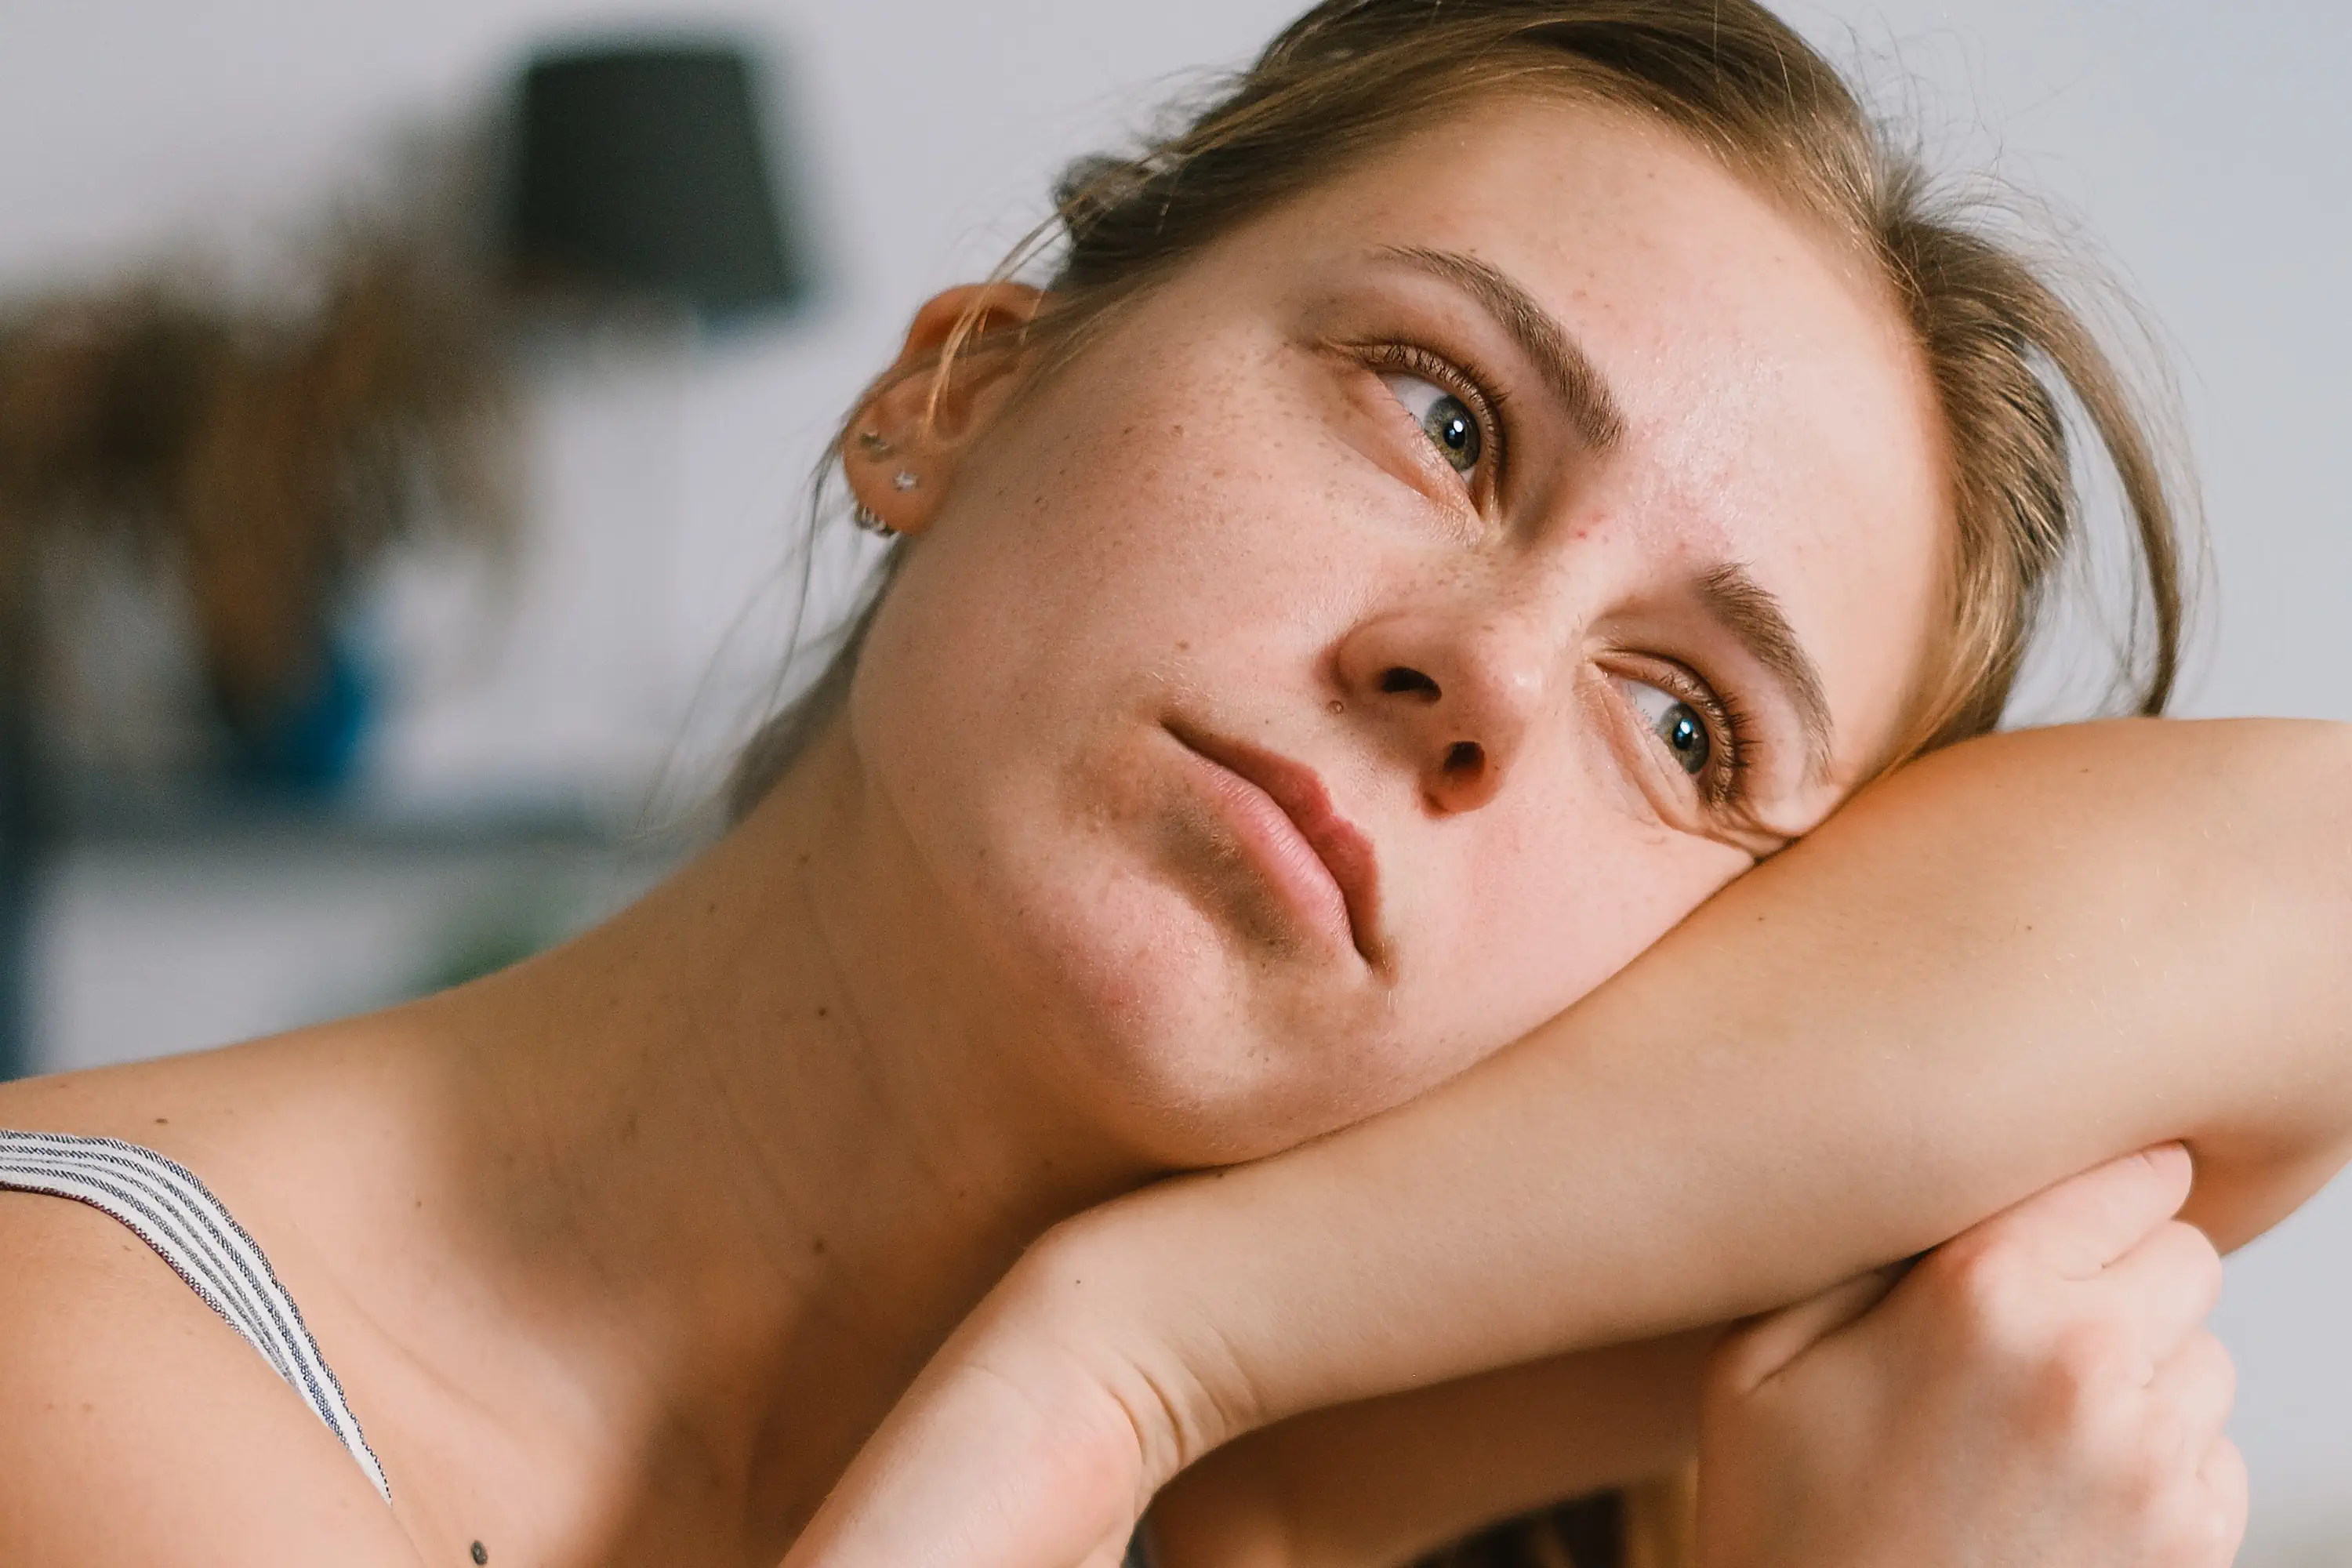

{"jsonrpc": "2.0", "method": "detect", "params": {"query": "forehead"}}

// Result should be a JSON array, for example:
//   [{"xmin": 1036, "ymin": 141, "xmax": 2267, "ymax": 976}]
[{"xmin": 1202, "ymin": 92, "xmax": 1954, "ymax": 789}]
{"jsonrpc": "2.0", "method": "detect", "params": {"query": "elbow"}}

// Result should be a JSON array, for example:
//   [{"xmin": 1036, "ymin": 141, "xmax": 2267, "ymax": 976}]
[
  {"xmin": 2311, "ymin": 717, "xmax": 2352, "ymax": 801},
  {"xmin": 2187, "ymin": 718, "xmax": 2352, "ymax": 909},
  {"xmin": 2220, "ymin": 717, "xmax": 2352, "ymax": 855},
  {"xmin": 2309, "ymin": 719, "xmax": 2352, "ymax": 894}
]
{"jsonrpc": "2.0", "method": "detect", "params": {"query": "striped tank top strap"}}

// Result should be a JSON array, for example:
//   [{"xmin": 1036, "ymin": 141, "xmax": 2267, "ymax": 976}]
[{"xmin": 0, "ymin": 1129, "xmax": 392, "ymax": 1504}]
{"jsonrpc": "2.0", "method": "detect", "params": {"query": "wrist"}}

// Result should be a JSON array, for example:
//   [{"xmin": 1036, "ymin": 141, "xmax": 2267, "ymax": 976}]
[{"xmin": 998, "ymin": 1209, "xmax": 1265, "ymax": 1491}]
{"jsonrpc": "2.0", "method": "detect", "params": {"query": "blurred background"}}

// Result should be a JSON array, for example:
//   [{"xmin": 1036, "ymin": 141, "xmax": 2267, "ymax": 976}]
[{"xmin": 0, "ymin": 0, "xmax": 2344, "ymax": 1559}]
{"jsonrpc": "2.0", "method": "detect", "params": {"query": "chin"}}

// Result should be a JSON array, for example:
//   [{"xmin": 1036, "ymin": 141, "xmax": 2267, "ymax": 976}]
[
  {"xmin": 880, "ymin": 713, "xmax": 1439, "ymax": 1163},
  {"xmin": 1002, "ymin": 871, "xmax": 1430, "ymax": 1167}
]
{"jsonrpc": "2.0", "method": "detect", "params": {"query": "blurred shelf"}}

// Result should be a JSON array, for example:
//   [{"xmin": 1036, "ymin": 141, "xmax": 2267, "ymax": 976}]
[
  {"xmin": 31, "ymin": 770, "xmax": 706, "ymax": 858},
  {"xmin": 15, "ymin": 771, "xmax": 701, "ymax": 1080}
]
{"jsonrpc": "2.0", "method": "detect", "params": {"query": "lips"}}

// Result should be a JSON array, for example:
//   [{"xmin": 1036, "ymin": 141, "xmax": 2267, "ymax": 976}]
[{"xmin": 1167, "ymin": 721, "xmax": 1383, "ymax": 966}]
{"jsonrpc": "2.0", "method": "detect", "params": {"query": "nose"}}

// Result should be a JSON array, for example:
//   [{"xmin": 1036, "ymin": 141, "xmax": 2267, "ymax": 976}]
[{"xmin": 1334, "ymin": 606, "xmax": 1552, "ymax": 813}]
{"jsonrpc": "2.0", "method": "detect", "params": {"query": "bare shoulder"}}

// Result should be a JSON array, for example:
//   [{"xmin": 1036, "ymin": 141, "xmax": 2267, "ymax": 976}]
[
  {"xmin": 0, "ymin": 1025, "xmax": 327, "ymax": 1140},
  {"xmin": 0, "ymin": 1171, "xmax": 423, "ymax": 1564}
]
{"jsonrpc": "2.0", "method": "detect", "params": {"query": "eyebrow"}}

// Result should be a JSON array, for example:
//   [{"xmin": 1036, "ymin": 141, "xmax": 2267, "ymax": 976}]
[
  {"xmin": 1375, "ymin": 246, "xmax": 1831, "ymax": 785},
  {"xmin": 1378, "ymin": 245, "xmax": 1628, "ymax": 454},
  {"xmin": 1694, "ymin": 562, "xmax": 1835, "ymax": 784}
]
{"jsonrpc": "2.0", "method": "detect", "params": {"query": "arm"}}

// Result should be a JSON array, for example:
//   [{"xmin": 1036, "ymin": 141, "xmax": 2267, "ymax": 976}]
[
  {"xmin": 1156, "ymin": 1151, "xmax": 2239, "ymax": 1568},
  {"xmin": 785, "ymin": 718, "xmax": 2352, "ymax": 1568},
  {"xmin": 1149, "ymin": 1334, "xmax": 1715, "ymax": 1568}
]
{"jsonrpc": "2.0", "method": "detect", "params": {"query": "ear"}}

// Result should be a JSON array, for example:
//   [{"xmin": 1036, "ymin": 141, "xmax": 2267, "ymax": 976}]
[{"xmin": 844, "ymin": 283, "xmax": 1052, "ymax": 537}]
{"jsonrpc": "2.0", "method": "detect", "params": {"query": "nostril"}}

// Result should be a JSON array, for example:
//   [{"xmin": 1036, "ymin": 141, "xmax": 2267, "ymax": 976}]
[
  {"xmin": 1443, "ymin": 740, "xmax": 1484, "ymax": 776},
  {"xmin": 1380, "ymin": 666, "xmax": 1442, "ymax": 701}
]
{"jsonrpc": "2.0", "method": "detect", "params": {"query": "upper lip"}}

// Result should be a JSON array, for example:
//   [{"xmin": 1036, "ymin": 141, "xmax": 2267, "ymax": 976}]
[{"xmin": 1168, "ymin": 720, "xmax": 1384, "ymax": 967}]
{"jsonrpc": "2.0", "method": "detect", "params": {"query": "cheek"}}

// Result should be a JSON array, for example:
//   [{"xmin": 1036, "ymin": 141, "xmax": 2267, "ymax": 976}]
[
  {"xmin": 1395, "ymin": 762, "xmax": 1754, "ymax": 1083},
  {"xmin": 866, "ymin": 338, "xmax": 1401, "ymax": 825},
  {"xmin": 840, "ymin": 334, "xmax": 1416, "ymax": 1101},
  {"xmin": 926, "ymin": 343, "xmax": 1346, "ymax": 652},
  {"xmin": 1497, "ymin": 832, "xmax": 1735, "ymax": 1000}
]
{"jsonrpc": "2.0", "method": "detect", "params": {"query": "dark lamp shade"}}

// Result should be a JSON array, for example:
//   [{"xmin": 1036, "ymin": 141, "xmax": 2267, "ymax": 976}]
[{"xmin": 510, "ymin": 42, "xmax": 804, "ymax": 316}]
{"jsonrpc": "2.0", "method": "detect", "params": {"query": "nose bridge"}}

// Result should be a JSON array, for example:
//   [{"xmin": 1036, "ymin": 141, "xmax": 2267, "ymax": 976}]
[
  {"xmin": 1344, "ymin": 557, "xmax": 1584, "ymax": 810},
  {"xmin": 1448, "ymin": 590, "xmax": 1558, "ymax": 724},
  {"xmin": 1428, "ymin": 548, "xmax": 1582, "ymax": 720}
]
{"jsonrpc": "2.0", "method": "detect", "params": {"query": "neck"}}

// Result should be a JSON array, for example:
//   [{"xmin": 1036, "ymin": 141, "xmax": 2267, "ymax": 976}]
[{"xmin": 432, "ymin": 722, "xmax": 1152, "ymax": 1549}]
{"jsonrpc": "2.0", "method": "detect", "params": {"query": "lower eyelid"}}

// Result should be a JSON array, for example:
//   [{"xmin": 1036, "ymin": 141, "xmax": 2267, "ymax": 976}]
[
  {"xmin": 1353, "ymin": 376, "xmax": 1490, "ymax": 517},
  {"xmin": 1599, "ymin": 675, "xmax": 1682, "ymax": 779},
  {"xmin": 1608, "ymin": 668, "xmax": 1740, "ymax": 797},
  {"xmin": 1357, "ymin": 346, "xmax": 1501, "ymax": 467}
]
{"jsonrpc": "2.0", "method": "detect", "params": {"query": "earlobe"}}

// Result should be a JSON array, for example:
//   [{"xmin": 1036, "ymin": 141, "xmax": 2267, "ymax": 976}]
[{"xmin": 843, "ymin": 282, "xmax": 1052, "ymax": 538}]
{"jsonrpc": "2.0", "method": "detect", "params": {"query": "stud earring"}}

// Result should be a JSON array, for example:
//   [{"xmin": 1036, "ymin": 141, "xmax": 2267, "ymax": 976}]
[
  {"xmin": 891, "ymin": 469, "xmax": 920, "ymax": 492},
  {"xmin": 851, "ymin": 503, "xmax": 897, "ymax": 538}
]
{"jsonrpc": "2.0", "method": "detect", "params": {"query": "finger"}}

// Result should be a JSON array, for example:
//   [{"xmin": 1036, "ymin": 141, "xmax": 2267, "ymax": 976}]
[
  {"xmin": 1709, "ymin": 1266, "xmax": 1904, "ymax": 1394},
  {"xmin": 1078, "ymin": 1530, "xmax": 1139, "ymax": 1568},
  {"xmin": 2094, "ymin": 1220, "xmax": 2224, "ymax": 1363},
  {"xmin": 2150, "ymin": 1331, "xmax": 2238, "ymax": 1463},
  {"xmin": 2195, "ymin": 1436, "xmax": 2250, "ymax": 1564},
  {"xmin": 1969, "ymin": 1145, "xmax": 2192, "ymax": 1279}
]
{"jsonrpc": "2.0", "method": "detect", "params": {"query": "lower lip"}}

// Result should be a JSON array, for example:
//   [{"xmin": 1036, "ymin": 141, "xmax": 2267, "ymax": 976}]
[{"xmin": 1168, "ymin": 735, "xmax": 1358, "ymax": 956}]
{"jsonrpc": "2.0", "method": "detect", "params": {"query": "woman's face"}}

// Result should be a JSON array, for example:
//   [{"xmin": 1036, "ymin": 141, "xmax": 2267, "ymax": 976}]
[{"xmin": 848, "ymin": 94, "xmax": 1950, "ymax": 1163}]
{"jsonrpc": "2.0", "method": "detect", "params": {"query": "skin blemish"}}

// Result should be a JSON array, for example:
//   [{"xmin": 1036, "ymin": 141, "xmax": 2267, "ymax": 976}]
[{"xmin": 471, "ymin": 1544, "xmax": 489, "ymax": 1565}]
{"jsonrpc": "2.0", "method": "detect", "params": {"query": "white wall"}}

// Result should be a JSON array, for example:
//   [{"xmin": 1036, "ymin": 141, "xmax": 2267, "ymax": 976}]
[{"xmin": 6, "ymin": 0, "xmax": 2350, "ymax": 1555}]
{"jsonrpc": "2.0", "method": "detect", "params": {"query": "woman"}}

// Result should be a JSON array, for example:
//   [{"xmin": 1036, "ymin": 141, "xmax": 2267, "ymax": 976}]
[{"xmin": 0, "ymin": 2, "xmax": 2335, "ymax": 1566}]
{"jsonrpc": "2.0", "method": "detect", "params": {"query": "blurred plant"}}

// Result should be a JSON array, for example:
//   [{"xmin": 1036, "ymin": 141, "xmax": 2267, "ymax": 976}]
[{"xmin": 0, "ymin": 228, "xmax": 516, "ymax": 777}]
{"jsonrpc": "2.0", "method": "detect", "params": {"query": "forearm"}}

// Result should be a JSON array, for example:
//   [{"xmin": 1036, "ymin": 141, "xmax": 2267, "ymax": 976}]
[
  {"xmin": 1021, "ymin": 719, "xmax": 2352, "ymax": 1478},
  {"xmin": 1149, "ymin": 1334, "xmax": 1713, "ymax": 1568}
]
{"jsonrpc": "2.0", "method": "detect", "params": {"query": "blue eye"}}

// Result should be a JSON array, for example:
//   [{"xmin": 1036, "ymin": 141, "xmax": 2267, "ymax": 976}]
[
  {"xmin": 1622, "ymin": 679, "xmax": 1711, "ymax": 776},
  {"xmin": 1379, "ymin": 372, "xmax": 1482, "ymax": 475}
]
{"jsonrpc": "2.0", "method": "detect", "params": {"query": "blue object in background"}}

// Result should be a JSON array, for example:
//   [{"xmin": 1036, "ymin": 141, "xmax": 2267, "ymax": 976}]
[{"xmin": 221, "ymin": 632, "xmax": 373, "ymax": 795}]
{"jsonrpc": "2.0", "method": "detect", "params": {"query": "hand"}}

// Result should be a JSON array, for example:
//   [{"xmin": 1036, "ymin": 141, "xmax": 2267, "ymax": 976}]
[
  {"xmin": 776, "ymin": 1248, "xmax": 1174, "ymax": 1568},
  {"xmin": 1698, "ymin": 1145, "xmax": 2245, "ymax": 1568}
]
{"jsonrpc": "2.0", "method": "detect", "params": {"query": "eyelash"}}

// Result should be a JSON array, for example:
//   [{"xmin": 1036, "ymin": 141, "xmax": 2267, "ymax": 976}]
[
  {"xmin": 1638, "ymin": 662, "xmax": 1757, "ymax": 812},
  {"xmin": 1352, "ymin": 339, "xmax": 1511, "ymax": 492}
]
